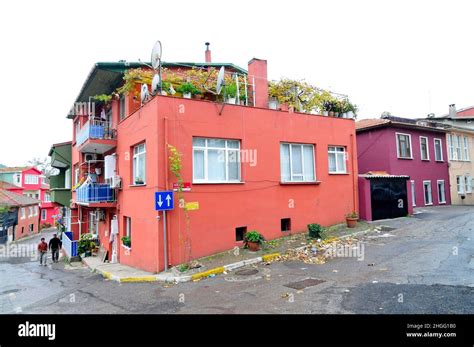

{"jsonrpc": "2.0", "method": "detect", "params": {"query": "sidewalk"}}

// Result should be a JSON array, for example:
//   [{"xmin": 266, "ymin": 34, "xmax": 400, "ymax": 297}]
[{"xmin": 80, "ymin": 220, "xmax": 383, "ymax": 284}]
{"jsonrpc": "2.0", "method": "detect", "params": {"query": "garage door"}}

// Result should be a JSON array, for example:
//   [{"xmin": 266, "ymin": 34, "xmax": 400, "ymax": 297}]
[{"xmin": 370, "ymin": 178, "xmax": 408, "ymax": 221}]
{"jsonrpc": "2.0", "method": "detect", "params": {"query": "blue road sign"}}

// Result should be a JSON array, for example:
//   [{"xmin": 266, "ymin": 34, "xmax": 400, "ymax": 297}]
[{"xmin": 155, "ymin": 191, "xmax": 174, "ymax": 211}]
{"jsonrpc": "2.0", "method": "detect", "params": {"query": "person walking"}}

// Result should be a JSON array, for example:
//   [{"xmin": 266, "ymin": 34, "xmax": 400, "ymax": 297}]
[
  {"xmin": 37, "ymin": 237, "xmax": 48, "ymax": 266},
  {"xmin": 48, "ymin": 234, "xmax": 62, "ymax": 263}
]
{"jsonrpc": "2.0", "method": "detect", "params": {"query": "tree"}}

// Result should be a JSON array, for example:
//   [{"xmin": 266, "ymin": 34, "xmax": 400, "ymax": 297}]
[{"xmin": 26, "ymin": 157, "xmax": 58, "ymax": 178}]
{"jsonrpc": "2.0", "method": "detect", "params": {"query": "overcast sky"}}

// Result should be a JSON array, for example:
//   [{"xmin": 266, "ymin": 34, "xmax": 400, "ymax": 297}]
[{"xmin": 1, "ymin": 0, "xmax": 474, "ymax": 166}]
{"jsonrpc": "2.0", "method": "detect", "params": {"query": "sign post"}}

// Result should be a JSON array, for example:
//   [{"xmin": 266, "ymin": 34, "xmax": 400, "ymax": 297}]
[{"xmin": 155, "ymin": 191, "xmax": 174, "ymax": 271}]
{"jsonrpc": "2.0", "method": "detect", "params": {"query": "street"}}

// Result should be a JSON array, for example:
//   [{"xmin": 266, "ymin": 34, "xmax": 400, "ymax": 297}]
[{"xmin": 1, "ymin": 205, "xmax": 473, "ymax": 314}]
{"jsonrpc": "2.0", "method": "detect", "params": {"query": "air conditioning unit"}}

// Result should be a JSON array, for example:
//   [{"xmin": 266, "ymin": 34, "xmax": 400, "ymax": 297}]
[
  {"xmin": 111, "ymin": 175, "xmax": 122, "ymax": 189},
  {"xmin": 84, "ymin": 153, "xmax": 97, "ymax": 162}
]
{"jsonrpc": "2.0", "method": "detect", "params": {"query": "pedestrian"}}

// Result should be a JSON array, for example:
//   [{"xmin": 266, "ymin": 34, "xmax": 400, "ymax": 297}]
[
  {"xmin": 49, "ymin": 234, "xmax": 62, "ymax": 263},
  {"xmin": 37, "ymin": 237, "xmax": 48, "ymax": 266}
]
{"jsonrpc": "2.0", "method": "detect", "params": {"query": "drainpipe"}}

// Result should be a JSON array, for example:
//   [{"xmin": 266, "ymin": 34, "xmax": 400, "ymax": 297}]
[
  {"xmin": 350, "ymin": 133, "xmax": 358, "ymax": 213},
  {"xmin": 164, "ymin": 115, "xmax": 171, "ymax": 270}
]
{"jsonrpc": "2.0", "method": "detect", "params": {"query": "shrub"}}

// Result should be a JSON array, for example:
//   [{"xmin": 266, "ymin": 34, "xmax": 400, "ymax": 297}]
[
  {"xmin": 176, "ymin": 82, "xmax": 201, "ymax": 95},
  {"xmin": 244, "ymin": 230, "xmax": 265, "ymax": 244},
  {"xmin": 346, "ymin": 211, "xmax": 359, "ymax": 219},
  {"xmin": 308, "ymin": 223, "xmax": 323, "ymax": 239},
  {"xmin": 78, "ymin": 234, "xmax": 96, "ymax": 255},
  {"xmin": 121, "ymin": 236, "xmax": 131, "ymax": 248}
]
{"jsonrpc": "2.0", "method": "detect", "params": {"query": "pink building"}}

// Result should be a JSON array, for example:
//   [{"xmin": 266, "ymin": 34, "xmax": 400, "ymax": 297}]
[{"xmin": 0, "ymin": 167, "xmax": 58, "ymax": 226}]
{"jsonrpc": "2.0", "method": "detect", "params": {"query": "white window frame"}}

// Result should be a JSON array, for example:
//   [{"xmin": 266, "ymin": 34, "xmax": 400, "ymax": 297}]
[
  {"xmin": 328, "ymin": 146, "xmax": 347, "ymax": 174},
  {"xmin": 44, "ymin": 193, "xmax": 51, "ymax": 202},
  {"xmin": 419, "ymin": 136, "xmax": 430, "ymax": 161},
  {"xmin": 74, "ymin": 167, "xmax": 79, "ymax": 186},
  {"xmin": 456, "ymin": 175, "xmax": 465, "ymax": 195},
  {"xmin": 434, "ymin": 138, "xmax": 443, "ymax": 161},
  {"xmin": 396, "ymin": 132, "xmax": 413, "ymax": 159},
  {"xmin": 463, "ymin": 136, "xmax": 470, "ymax": 161},
  {"xmin": 280, "ymin": 143, "xmax": 316, "ymax": 183},
  {"xmin": 192, "ymin": 138, "xmax": 242, "ymax": 183},
  {"xmin": 447, "ymin": 134, "xmax": 454, "ymax": 160},
  {"xmin": 21, "ymin": 208, "xmax": 25, "ymax": 219},
  {"xmin": 132, "ymin": 143, "xmax": 146, "ymax": 185},
  {"xmin": 437, "ymin": 180, "xmax": 446, "ymax": 204},
  {"xmin": 423, "ymin": 180, "xmax": 433, "ymax": 206},
  {"xmin": 28, "ymin": 206, "xmax": 33, "ymax": 217},
  {"xmin": 65, "ymin": 169, "xmax": 71, "ymax": 189},
  {"xmin": 13, "ymin": 173, "xmax": 21, "ymax": 186},
  {"xmin": 24, "ymin": 174, "xmax": 39, "ymax": 185},
  {"xmin": 455, "ymin": 135, "xmax": 463, "ymax": 161},
  {"xmin": 411, "ymin": 180, "xmax": 416, "ymax": 207},
  {"xmin": 41, "ymin": 209, "xmax": 47, "ymax": 221},
  {"xmin": 125, "ymin": 216, "xmax": 132, "ymax": 238},
  {"xmin": 465, "ymin": 175, "xmax": 472, "ymax": 194},
  {"xmin": 34, "ymin": 206, "xmax": 38, "ymax": 216}
]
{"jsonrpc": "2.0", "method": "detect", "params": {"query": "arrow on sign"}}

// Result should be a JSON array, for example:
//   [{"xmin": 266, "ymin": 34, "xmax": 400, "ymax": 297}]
[
  {"xmin": 166, "ymin": 194, "xmax": 171, "ymax": 206},
  {"xmin": 157, "ymin": 195, "xmax": 163, "ymax": 207}
]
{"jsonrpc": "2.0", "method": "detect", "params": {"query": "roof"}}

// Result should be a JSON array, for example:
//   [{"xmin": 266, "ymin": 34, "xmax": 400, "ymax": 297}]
[
  {"xmin": 0, "ymin": 190, "xmax": 41, "ymax": 207},
  {"xmin": 359, "ymin": 173, "xmax": 410, "ymax": 179},
  {"xmin": 68, "ymin": 61, "xmax": 248, "ymax": 118},
  {"xmin": 356, "ymin": 116, "xmax": 447, "ymax": 134},
  {"xmin": 0, "ymin": 166, "xmax": 32, "ymax": 173},
  {"xmin": 0, "ymin": 181, "xmax": 21, "ymax": 190},
  {"xmin": 438, "ymin": 105, "xmax": 474, "ymax": 119}
]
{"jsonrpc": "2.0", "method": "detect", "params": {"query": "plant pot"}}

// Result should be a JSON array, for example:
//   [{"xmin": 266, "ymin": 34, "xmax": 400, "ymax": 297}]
[
  {"xmin": 328, "ymin": 111, "xmax": 334, "ymax": 117},
  {"xmin": 346, "ymin": 111, "xmax": 354, "ymax": 118},
  {"xmin": 183, "ymin": 92, "xmax": 191, "ymax": 99},
  {"xmin": 193, "ymin": 94, "xmax": 203, "ymax": 100},
  {"xmin": 346, "ymin": 217, "xmax": 358, "ymax": 228},
  {"xmin": 268, "ymin": 98, "xmax": 279, "ymax": 110},
  {"xmin": 323, "ymin": 111, "xmax": 329, "ymax": 116},
  {"xmin": 334, "ymin": 112, "xmax": 340, "ymax": 117},
  {"xmin": 226, "ymin": 97, "xmax": 236, "ymax": 104},
  {"xmin": 247, "ymin": 241, "xmax": 261, "ymax": 252}
]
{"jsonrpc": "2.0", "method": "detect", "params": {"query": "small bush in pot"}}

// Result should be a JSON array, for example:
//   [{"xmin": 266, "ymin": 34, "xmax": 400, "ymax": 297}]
[
  {"xmin": 346, "ymin": 212, "xmax": 358, "ymax": 228},
  {"xmin": 244, "ymin": 230, "xmax": 265, "ymax": 251}
]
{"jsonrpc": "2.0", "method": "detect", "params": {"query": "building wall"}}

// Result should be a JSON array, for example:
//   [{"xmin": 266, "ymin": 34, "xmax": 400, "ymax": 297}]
[
  {"xmin": 15, "ymin": 204, "xmax": 40, "ymax": 241},
  {"xmin": 357, "ymin": 126, "xmax": 451, "ymax": 207},
  {"xmin": 447, "ymin": 131, "xmax": 474, "ymax": 205},
  {"xmin": 114, "ymin": 95, "xmax": 358, "ymax": 272}
]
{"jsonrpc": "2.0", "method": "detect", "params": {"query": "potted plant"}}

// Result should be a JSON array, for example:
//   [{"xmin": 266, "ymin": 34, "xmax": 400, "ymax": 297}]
[
  {"xmin": 121, "ymin": 236, "xmax": 131, "ymax": 248},
  {"xmin": 244, "ymin": 230, "xmax": 265, "ymax": 251},
  {"xmin": 307, "ymin": 223, "xmax": 323, "ymax": 239},
  {"xmin": 225, "ymin": 84, "xmax": 238, "ymax": 104},
  {"xmin": 134, "ymin": 177, "xmax": 144, "ymax": 185},
  {"xmin": 78, "ymin": 234, "xmax": 96, "ymax": 258},
  {"xmin": 345, "ymin": 212, "xmax": 359, "ymax": 228},
  {"xmin": 176, "ymin": 82, "xmax": 201, "ymax": 99}
]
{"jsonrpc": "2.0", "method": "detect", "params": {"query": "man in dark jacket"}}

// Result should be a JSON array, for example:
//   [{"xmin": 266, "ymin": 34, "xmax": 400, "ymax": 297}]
[{"xmin": 49, "ymin": 234, "xmax": 62, "ymax": 263}]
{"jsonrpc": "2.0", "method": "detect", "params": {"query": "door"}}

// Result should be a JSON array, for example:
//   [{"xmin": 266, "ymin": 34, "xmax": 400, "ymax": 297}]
[{"xmin": 370, "ymin": 178, "xmax": 408, "ymax": 221}]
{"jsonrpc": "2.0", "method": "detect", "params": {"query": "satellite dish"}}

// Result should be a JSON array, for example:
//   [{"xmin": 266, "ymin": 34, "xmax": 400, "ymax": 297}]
[
  {"xmin": 141, "ymin": 84, "xmax": 150, "ymax": 103},
  {"xmin": 152, "ymin": 74, "xmax": 161, "ymax": 94},
  {"xmin": 216, "ymin": 66, "xmax": 225, "ymax": 95},
  {"xmin": 151, "ymin": 40, "xmax": 162, "ymax": 70}
]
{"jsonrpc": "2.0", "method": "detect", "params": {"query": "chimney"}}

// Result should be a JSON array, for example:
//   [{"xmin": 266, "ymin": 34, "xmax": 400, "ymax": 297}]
[
  {"xmin": 205, "ymin": 42, "xmax": 211, "ymax": 63},
  {"xmin": 449, "ymin": 104, "xmax": 456, "ymax": 118},
  {"xmin": 248, "ymin": 58, "xmax": 268, "ymax": 108}
]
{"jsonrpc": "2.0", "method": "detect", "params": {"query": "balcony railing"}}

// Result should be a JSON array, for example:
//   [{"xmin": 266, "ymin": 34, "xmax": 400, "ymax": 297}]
[
  {"xmin": 76, "ymin": 119, "xmax": 116, "ymax": 147},
  {"xmin": 62, "ymin": 232, "xmax": 78, "ymax": 258},
  {"xmin": 76, "ymin": 183, "xmax": 116, "ymax": 205}
]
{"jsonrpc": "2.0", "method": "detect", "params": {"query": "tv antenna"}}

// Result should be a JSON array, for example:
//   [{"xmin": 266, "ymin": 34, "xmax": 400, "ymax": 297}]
[
  {"xmin": 151, "ymin": 40, "xmax": 163, "ymax": 95},
  {"xmin": 151, "ymin": 73, "xmax": 161, "ymax": 95},
  {"xmin": 141, "ymin": 84, "xmax": 150, "ymax": 105}
]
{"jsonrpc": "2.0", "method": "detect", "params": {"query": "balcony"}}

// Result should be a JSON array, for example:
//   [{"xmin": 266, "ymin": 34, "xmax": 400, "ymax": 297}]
[
  {"xmin": 76, "ymin": 119, "xmax": 116, "ymax": 154},
  {"xmin": 49, "ymin": 170, "xmax": 72, "ymax": 206},
  {"xmin": 76, "ymin": 182, "xmax": 116, "ymax": 207}
]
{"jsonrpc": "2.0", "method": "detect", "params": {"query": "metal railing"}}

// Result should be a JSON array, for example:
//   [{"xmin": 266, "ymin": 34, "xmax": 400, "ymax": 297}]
[
  {"xmin": 76, "ymin": 119, "xmax": 116, "ymax": 147},
  {"xmin": 62, "ymin": 232, "xmax": 78, "ymax": 258},
  {"xmin": 76, "ymin": 183, "xmax": 116, "ymax": 204}
]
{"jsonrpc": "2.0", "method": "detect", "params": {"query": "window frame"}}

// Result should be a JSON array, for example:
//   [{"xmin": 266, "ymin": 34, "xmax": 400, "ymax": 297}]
[
  {"xmin": 463, "ymin": 136, "xmax": 470, "ymax": 161},
  {"xmin": 21, "ymin": 208, "xmax": 25, "ymax": 219},
  {"xmin": 437, "ymin": 180, "xmax": 446, "ymax": 204},
  {"xmin": 328, "ymin": 146, "xmax": 348, "ymax": 174},
  {"xmin": 456, "ymin": 175, "xmax": 465, "ymax": 195},
  {"xmin": 419, "ymin": 136, "xmax": 430, "ymax": 161},
  {"xmin": 280, "ymin": 142, "xmax": 316, "ymax": 183},
  {"xmin": 396, "ymin": 132, "xmax": 413, "ymax": 159},
  {"xmin": 132, "ymin": 142, "xmax": 147, "ymax": 185},
  {"xmin": 465, "ymin": 175, "xmax": 472, "ymax": 194},
  {"xmin": 24, "ymin": 174, "xmax": 39, "ymax": 185},
  {"xmin": 455, "ymin": 135, "xmax": 463, "ymax": 160},
  {"xmin": 434, "ymin": 138, "xmax": 443, "ymax": 162},
  {"xmin": 411, "ymin": 180, "xmax": 416, "ymax": 207},
  {"xmin": 192, "ymin": 137, "xmax": 242, "ymax": 184},
  {"xmin": 13, "ymin": 173, "xmax": 21, "ymax": 186},
  {"xmin": 423, "ymin": 180, "xmax": 433, "ymax": 206}
]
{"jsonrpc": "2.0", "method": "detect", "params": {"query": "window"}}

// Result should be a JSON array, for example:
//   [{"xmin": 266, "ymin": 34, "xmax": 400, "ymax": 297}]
[
  {"xmin": 24, "ymin": 174, "xmax": 39, "ymax": 185},
  {"xmin": 464, "ymin": 137, "xmax": 470, "ymax": 161},
  {"xmin": 456, "ymin": 176, "xmax": 464, "ymax": 194},
  {"xmin": 281, "ymin": 218, "xmax": 291, "ymax": 232},
  {"xmin": 447, "ymin": 134, "xmax": 454, "ymax": 160},
  {"xmin": 396, "ymin": 133, "xmax": 412, "ymax": 159},
  {"xmin": 132, "ymin": 143, "xmax": 146, "ymax": 185},
  {"xmin": 75, "ymin": 121, "xmax": 81, "ymax": 141},
  {"xmin": 434, "ymin": 138, "xmax": 443, "ymax": 161},
  {"xmin": 44, "ymin": 193, "xmax": 51, "ymax": 202},
  {"xmin": 455, "ymin": 135, "xmax": 463, "ymax": 160},
  {"xmin": 419, "ymin": 137, "xmax": 429, "ymax": 160},
  {"xmin": 13, "ymin": 173, "xmax": 21, "ymax": 186},
  {"xmin": 119, "ymin": 94, "xmax": 126, "ymax": 120},
  {"xmin": 465, "ymin": 175, "xmax": 472, "ymax": 193},
  {"xmin": 41, "ymin": 176, "xmax": 49, "ymax": 185},
  {"xmin": 280, "ymin": 143, "xmax": 315, "ymax": 182},
  {"xmin": 41, "ymin": 209, "xmax": 47, "ymax": 221},
  {"xmin": 423, "ymin": 181, "xmax": 432, "ymax": 205},
  {"xmin": 124, "ymin": 216, "xmax": 132, "ymax": 248},
  {"xmin": 193, "ymin": 138, "xmax": 241, "ymax": 183},
  {"xmin": 28, "ymin": 207, "xmax": 33, "ymax": 217},
  {"xmin": 235, "ymin": 226, "xmax": 246, "ymax": 242},
  {"xmin": 328, "ymin": 146, "xmax": 347, "ymax": 174},
  {"xmin": 34, "ymin": 206, "xmax": 38, "ymax": 216},
  {"xmin": 21, "ymin": 208, "xmax": 25, "ymax": 219},
  {"xmin": 29, "ymin": 224, "xmax": 34, "ymax": 232},
  {"xmin": 437, "ymin": 180, "xmax": 446, "ymax": 204},
  {"xmin": 74, "ymin": 166, "xmax": 79, "ymax": 186},
  {"xmin": 65, "ymin": 169, "xmax": 71, "ymax": 189},
  {"xmin": 411, "ymin": 180, "xmax": 416, "ymax": 207}
]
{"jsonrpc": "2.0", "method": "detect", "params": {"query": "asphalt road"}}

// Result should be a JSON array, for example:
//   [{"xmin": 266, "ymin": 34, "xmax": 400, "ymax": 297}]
[{"xmin": 0, "ymin": 205, "xmax": 473, "ymax": 314}]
